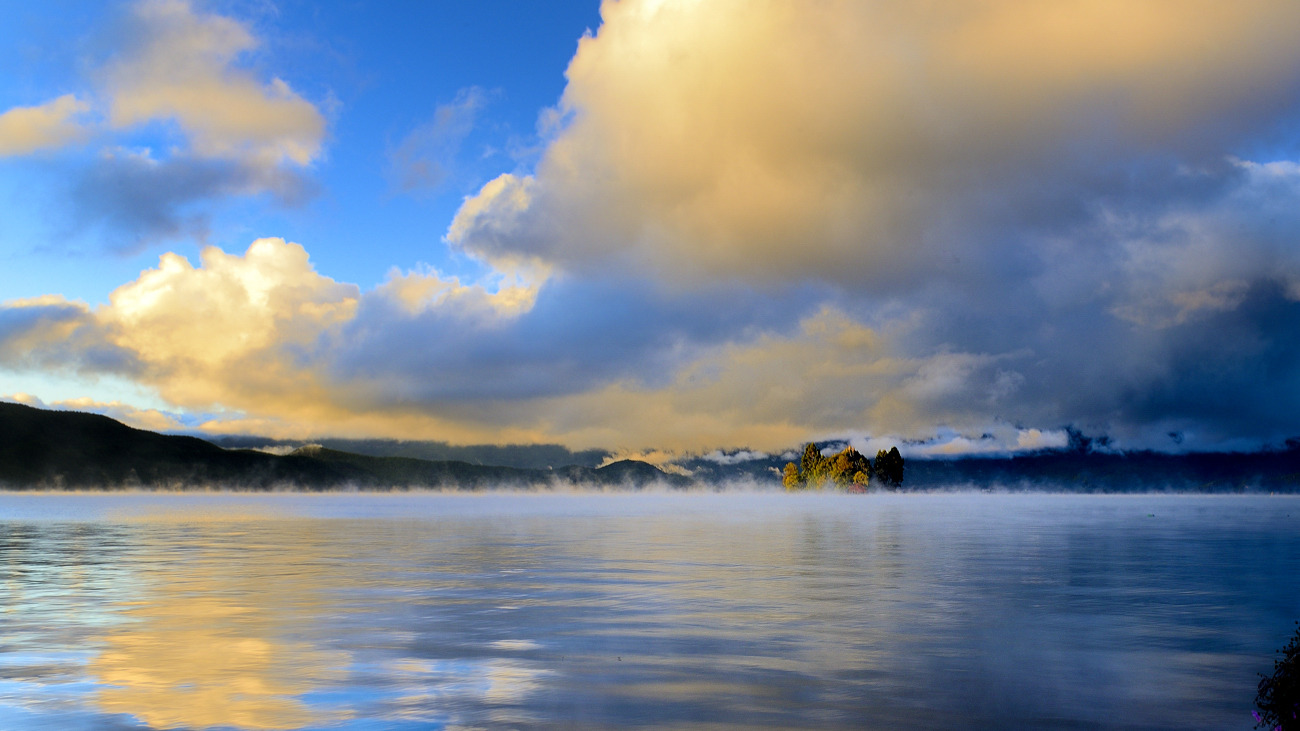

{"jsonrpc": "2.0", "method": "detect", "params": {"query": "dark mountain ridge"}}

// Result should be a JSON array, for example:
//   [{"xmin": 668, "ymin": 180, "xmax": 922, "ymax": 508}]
[
  {"xmin": 0, "ymin": 403, "xmax": 683, "ymax": 490},
  {"xmin": 6, "ymin": 402, "xmax": 1299, "ymax": 491},
  {"xmin": 209, "ymin": 434, "xmax": 609, "ymax": 469}
]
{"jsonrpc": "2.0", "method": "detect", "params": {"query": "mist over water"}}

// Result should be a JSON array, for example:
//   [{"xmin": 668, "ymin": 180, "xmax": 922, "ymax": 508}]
[{"xmin": 1, "ymin": 492, "xmax": 1296, "ymax": 730}]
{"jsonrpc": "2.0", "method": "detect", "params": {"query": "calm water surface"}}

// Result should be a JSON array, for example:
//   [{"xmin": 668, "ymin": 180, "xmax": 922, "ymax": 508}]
[{"xmin": 0, "ymin": 492, "xmax": 1296, "ymax": 730}]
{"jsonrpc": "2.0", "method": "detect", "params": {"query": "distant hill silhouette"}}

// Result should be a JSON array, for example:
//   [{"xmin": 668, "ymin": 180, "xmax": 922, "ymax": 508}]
[
  {"xmin": 0, "ymin": 403, "xmax": 682, "ymax": 490},
  {"xmin": 676, "ymin": 440, "xmax": 1300, "ymax": 492},
  {"xmin": 210, "ymin": 434, "xmax": 609, "ymax": 469},
  {"xmin": 903, "ymin": 446, "xmax": 1300, "ymax": 492},
  {"xmin": 7, "ymin": 401, "xmax": 1298, "ymax": 491}
]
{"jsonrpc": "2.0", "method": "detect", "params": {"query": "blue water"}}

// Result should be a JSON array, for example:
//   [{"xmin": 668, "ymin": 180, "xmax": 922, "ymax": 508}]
[{"xmin": 0, "ymin": 492, "xmax": 1296, "ymax": 729}]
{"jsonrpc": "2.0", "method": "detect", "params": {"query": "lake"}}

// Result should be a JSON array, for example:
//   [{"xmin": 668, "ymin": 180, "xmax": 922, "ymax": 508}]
[{"xmin": 0, "ymin": 492, "xmax": 1296, "ymax": 730}]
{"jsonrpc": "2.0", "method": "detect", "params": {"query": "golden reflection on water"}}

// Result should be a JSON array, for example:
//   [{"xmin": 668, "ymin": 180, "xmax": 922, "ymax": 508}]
[
  {"xmin": 85, "ymin": 514, "xmax": 349, "ymax": 730},
  {"xmin": 3, "ymin": 494, "xmax": 1290, "ymax": 730}
]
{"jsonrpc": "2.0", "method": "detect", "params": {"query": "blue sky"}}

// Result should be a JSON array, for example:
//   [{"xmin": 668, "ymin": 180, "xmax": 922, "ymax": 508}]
[
  {"xmin": 3, "ymin": 1, "xmax": 1300, "ymax": 459},
  {"xmin": 0, "ymin": 0, "xmax": 600, "ymax": 301}
]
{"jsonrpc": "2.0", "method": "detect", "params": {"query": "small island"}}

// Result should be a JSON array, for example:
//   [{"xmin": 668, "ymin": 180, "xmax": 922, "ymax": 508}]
[{"xmin": 782, "ymin": 442, "xmax": 904, "ymax": 491}]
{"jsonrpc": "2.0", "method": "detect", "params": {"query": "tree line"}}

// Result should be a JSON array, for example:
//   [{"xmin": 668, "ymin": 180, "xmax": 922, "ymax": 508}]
[{"xmin": 782, "ymin": 442, "xmax": 904, "ymax": 491}]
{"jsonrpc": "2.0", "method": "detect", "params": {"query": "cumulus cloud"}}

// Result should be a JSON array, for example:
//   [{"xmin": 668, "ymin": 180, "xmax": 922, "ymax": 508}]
[
  {"xmin": 0, "ymin": 238, "xmax": 905, "ymax": 449},
  {"xmin": 0, "ymin": 95, "xmax": 90, "ymax": 156},
  {"xmin": 3, "ymin": 228, "xmax": 1298, "ymax": 452},
  {"xmin": 903, "ymin": 429, "xmax": 1072, "ymax": 458},
  {"xmin": 0, "ymin": 238, "xmax": 564, "ymax": 443},
  {"xmin": 436, "ymin": 0, "xmax": 1300, "ymax": 452},
  {"xmin": 449, "ymin": 0, "xmax": 1300, "ymax": 287},
  {"xmin": 1, "ymin": 239, "xmax": 355, "ymax": 419},
  {"xmin": 104, "ymin": 0, "xmax": 324, "ymax": 169}
]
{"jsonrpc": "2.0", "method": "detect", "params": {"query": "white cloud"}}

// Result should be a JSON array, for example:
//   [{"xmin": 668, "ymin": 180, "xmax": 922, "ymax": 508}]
[{"xmin": 699, "ymin": 449, "xmax": 768, "ymax": 465}]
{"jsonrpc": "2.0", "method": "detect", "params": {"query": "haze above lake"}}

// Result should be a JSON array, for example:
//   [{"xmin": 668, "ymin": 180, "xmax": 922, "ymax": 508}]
[{"xmin": 1, "ymin": 492, "xmax": 1296, "ymax": 730}]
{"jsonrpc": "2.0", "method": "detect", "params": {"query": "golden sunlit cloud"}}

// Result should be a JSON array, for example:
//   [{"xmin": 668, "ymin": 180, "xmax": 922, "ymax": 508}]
[
  {"xmin": 106, "ymin": 0, "xmax": 325, "ymax": 168},
  {"xmin": 0, "ymin": 238, "xmax": 568, "ymax": 443},
  {"xmin": 450, "ymin": 0, "xmax": 1300, "ymax": 286},
  {"xmin": 0, "ymin": 235, "xmax": 986, "ymax": 450},
  {"xmin": 0, "ymin": 1, "xmax": 324, "ymax": 169},
  {"xmin": 0, "ymin": 94, "xmax": 90, "ymax": 156}
]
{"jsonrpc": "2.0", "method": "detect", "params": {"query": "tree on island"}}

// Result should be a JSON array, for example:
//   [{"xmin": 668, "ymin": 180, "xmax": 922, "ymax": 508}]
[
  {"xmin": 874, "ymin": 446, "xmax": 905, "ymax": 487},
  {"xmin": 783, "ymin": 442, "xmax": 898, "ymax": 491},
  {"xmin": 1256, "ymin": 622, "xmax": 1300, "ymax": 730}
]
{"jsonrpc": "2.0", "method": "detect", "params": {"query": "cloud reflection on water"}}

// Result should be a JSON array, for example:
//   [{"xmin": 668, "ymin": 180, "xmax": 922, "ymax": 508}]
[
  {"xmin": 1, "ymin": 493, "xmax": 1296, "ymax": 730},
  {"xmin": 84, "ymin": 517, "xmax": 349, "ymax": 729}
]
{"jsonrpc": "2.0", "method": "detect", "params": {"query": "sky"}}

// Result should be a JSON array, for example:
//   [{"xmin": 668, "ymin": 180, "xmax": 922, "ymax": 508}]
[{"xmin": 3, "ymin": 0, "xmax": 1300, "ymax": 458}]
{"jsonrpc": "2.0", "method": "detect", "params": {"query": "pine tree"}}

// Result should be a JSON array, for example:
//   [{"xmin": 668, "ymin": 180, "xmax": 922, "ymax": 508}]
[{"xmin": 874, "ymin": 447, "xmax": 905, "ymax": 487}]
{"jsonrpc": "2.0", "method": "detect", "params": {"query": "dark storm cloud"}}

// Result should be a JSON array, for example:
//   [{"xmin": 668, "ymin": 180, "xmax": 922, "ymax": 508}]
[{"xmin": 328, "ymin": 275, "xmax": 820, "ymax": 406}]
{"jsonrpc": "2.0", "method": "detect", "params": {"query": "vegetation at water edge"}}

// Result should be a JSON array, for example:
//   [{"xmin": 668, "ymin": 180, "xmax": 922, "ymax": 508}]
[{"xmin": 782, "ymin": 442, "xmax": 903, "ymax": 491}]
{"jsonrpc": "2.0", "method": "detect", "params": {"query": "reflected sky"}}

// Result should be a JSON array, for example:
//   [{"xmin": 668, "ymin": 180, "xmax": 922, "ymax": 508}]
[
  {"xmin": 85, "ymin": 519, "xmax": 349, "ymax": 729},
  {"xmin": 0, "ymin": 493, "xmax": 1297, "ymax": 729}
]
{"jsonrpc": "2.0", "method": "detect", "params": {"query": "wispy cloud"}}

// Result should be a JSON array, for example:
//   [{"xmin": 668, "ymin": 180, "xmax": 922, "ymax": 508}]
[
  {"xmin": 2, "ymin": 392, "xmax": 185, "ymax": 432},
  {"xmin": 389, "ymin": 86, "xmax": 491, "ymax": 195}
]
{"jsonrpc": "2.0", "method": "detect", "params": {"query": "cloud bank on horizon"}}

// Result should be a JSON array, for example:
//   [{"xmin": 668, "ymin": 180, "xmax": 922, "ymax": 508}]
[{"xmin": 3, "ymin": 0, "xmax": 1300, "ymax": 455}]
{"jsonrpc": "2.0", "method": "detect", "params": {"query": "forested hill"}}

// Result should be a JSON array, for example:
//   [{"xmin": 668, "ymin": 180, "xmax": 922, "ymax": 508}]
[
  {"xmin": 0, "ymin": 403, "xmax": 683, "ymax": 490},
  {"xmin": 674, "ymin": 441, "xmax": 1300, "ymax": 492},
  {"xmin": 903, "ymin": 446, "xmax": 1300, "ymax": 492}
]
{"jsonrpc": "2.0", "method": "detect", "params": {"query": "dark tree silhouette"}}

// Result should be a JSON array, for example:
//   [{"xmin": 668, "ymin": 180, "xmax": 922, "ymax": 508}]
[
  {"xmin": 874, "ymin": 446, "xmax": 905, "ymax": 487},
  {"xmin": 1257, "ymin": 622, "xmax": 1300, "ymax": 730}
]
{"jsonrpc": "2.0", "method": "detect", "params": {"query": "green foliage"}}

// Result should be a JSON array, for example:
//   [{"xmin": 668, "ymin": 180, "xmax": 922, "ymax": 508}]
[
  {"xmin": 828, "ymin": 447, "xmax": 871, "ymax": 488},
  {"xmin": 874, "ymin": 446, "xmax": 905, "ymax": 488},
  {"xmin": 800, "ymin": 442, "xmax": 830, "ymax": 488},
  {"xmin": 1257, "ymin": 622, "xmax": 1300, "ymax": 730},
  {"xmin": 784, "ymin": 443, "xmax": 884, "ymax": 491}
]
